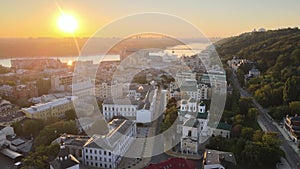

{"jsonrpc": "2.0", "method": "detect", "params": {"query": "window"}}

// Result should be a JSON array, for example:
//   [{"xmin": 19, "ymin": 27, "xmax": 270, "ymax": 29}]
[
  {"xmin": 105, "ymin": 164, "xmax": 107, "ymax": 168},
  {"xmin": 95, "ymin": 156, "xmax": 97, "ymax": 160},
  {"xmin": 85, "ymin": 149, "xmax": 88, "ymax": 153},
  {"xmin": 104, "ymin": 151, "xmax": 106, "ymax": 155},
  {"xmin": 86, "ymin": 155, "xmax": 88, "ymax": 159},
  {"xmin": 99, "ymin": 150, "xmax": 101, "ymax": 155},
  {"xmin": 90, "ymin": 149, "xmax": 92, "ymax": 153},
  {"xmin": 109, "ymin": 152, "xmax": 111, "ymax": 156},
  {"xmin": 188, "ymin": 130, "xmax": 192, "ymax": 137},
  {"xmin": 95, "ymin": 150, "xmax": 97, "ymax": 154}
]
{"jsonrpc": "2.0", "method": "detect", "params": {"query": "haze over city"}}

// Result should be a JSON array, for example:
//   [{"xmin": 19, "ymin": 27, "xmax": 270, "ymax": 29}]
[
  {"xmin": 0, "ymin": 1, "xmax": 300, "ymax": 169},
  {"xmin": 0, "ymin": 0, "xmax": 300, "ymax": 38}
]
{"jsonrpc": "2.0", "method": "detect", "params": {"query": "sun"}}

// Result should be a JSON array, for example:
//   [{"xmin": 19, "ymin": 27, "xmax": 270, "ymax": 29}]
[
  {"xmin": 67, "ymin": 60, "xmax": 73, "ymax": 66},
  {"xmin": 57, "ymin": 14, "xmax": 78, "ymax": 33}
]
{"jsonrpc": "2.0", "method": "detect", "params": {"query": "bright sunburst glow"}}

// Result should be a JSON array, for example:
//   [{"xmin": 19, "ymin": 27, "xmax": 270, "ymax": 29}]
[
  {"xmin": 67, "ymin": 60, "xmax": 73, "ymax": 66},
  {"xmin": 57, "ymin": 14, "xmax": 78, "ymax": 33}
]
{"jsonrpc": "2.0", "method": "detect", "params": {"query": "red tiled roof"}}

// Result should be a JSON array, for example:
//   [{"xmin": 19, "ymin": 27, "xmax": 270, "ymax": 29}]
[{"xmin": 144, "ymin": 158, "xmax": 198, "ymax": 169}]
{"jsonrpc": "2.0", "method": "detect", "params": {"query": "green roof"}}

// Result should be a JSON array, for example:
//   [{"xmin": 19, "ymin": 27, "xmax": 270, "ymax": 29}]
[
  {"xmin": 217, "ymin": 122, "xmax": 232, "ymax": 131},
  {"xmin": 197, "ymin": 112, "xmax": 208, "ymax": 119}
]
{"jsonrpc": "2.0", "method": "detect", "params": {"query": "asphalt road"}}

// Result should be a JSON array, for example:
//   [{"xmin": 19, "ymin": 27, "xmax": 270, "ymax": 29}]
[
  {"xmin": 230, "ymin": 69, "xmax": 300, "ymax": 169},
  {"xmin": 150, "ymin": 90, "xmax": 171, "ymax": 164}
]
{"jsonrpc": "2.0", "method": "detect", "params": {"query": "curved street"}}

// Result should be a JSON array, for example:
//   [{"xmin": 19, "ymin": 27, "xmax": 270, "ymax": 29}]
[{"xmin": 230, "ymin": 69, "xmax": 300, "ymax": 169}]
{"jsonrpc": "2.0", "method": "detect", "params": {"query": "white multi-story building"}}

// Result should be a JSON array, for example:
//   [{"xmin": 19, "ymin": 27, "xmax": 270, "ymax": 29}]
[
  {"xmin": 95, "ymin": 82, "xmax": 123, "ymax": 99},
  {"xmin": 201, "ymin": 72, "xmax": 227, "ymax": 95},
  {"xmin": 72, "ymin": 81, "xmax": 94, "ymax": 98},
  {"xmin": 175, "ymin": 70, "xmax": 196, "ymax": 87},
  {"xmin": 102, "ymin": 86, "xmax": 156, "ymax": 123},
  {"xmin": 51, "ymin": 73, "xmax": 74, "ymax": 91},
  {"xmin": 180, "ymin": 79, "xmax": 210, "ymax": 101},
  {"xmin": 22, "ymin": 96, "xmax": 76, "ymax": 120},
  {"xmin": 197, "ymin": 83, "xmax": 209, "ymax": 100},
  {"xmin": 201, "ymin": 73, "xmax": 226, "ymax": 87},
  {"xmin": 82, "ymin": 119, "xmax": 136, "ymax": 169},
  {"xmin": 102, "ymin": 98, "xmax": 142, "ymax": 120}
]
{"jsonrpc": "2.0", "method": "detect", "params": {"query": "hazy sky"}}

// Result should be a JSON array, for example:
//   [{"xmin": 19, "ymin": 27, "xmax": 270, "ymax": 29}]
[{"xmin": 0, "ymin": 0, "xmax": 299, "ymax": 38}]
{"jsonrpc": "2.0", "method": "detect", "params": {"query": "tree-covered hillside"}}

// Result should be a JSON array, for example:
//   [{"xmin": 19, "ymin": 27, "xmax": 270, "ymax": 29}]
[{"xmin": 215, "ymin": 27, "xmax": 300, "ymax": 120}]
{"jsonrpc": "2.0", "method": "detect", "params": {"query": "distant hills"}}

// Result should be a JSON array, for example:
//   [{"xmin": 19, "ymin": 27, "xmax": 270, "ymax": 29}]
[{"xmin": 215, "ymin": 27, "xmax": 300, "ymax": 73}]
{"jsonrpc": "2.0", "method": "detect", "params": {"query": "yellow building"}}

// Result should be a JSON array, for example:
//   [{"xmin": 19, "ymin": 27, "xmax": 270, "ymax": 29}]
[{"xmin": 22, "ymin": 96, "xmax": 76, "ymax": 120}]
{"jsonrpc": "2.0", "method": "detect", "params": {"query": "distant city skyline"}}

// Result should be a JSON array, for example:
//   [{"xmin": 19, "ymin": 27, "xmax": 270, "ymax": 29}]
[{"xmin": 0, "ymin": 0, "xmax": 299, "ymax": 38}]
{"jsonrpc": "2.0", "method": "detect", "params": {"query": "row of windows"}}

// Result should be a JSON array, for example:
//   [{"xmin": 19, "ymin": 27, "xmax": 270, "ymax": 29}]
[
  {"xmin": 103, "ymin": 112, "xmax": 136, "ymax": 117},
  {"xmin": 104, "ymin": 106, "xmax": 136, "ymax": 112},
  {"xmin": 85, "ymin": 155, "xmax": 112, "ymax": 162},
  {"xmin": 86, "ymin": 161, "xmax": 112, "ymax": 168},
  {"xmin": 85, "ymin": 149, "xmax": 111, "ymax": 156}
]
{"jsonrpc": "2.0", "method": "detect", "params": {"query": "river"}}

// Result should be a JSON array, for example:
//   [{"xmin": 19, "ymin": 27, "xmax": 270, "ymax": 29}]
[{"xmin": 0, "ymin": 42, "xmax": 210, "ymax": 68}]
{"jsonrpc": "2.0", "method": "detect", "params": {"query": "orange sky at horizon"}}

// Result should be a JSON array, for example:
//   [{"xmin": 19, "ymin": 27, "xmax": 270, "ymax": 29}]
[{"xmin": 0, "ymin": 0, "xmax": 299, "ymax": 38}]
